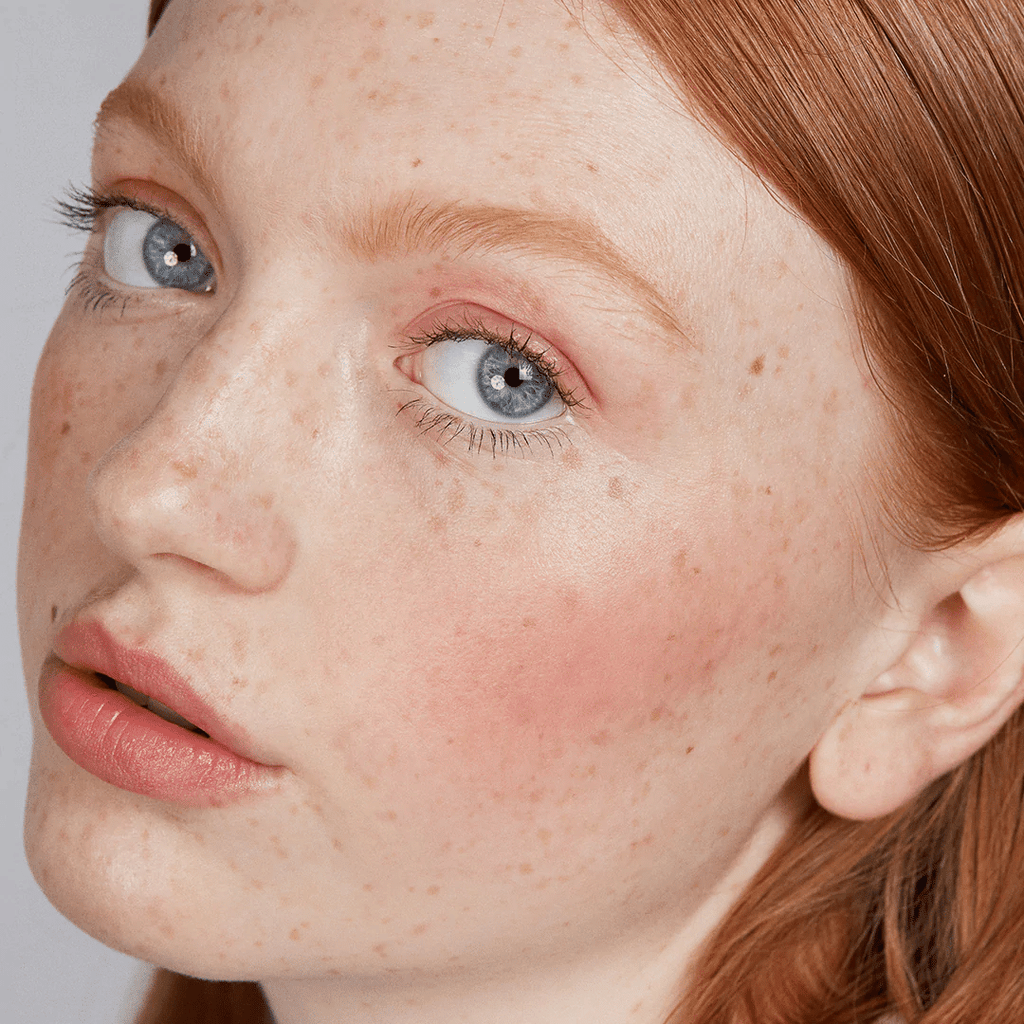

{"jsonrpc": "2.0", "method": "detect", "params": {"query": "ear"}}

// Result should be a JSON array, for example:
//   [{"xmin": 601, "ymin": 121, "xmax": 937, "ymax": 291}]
[{"xmin": 809, "ymin": 517, "xmax": 1024, "ymax": 821}]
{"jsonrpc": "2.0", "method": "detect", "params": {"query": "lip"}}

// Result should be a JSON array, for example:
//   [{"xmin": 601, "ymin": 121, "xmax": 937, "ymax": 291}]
[{"xmin": 38, "ymin": 619, "xmax": 283, "ymax": 807}]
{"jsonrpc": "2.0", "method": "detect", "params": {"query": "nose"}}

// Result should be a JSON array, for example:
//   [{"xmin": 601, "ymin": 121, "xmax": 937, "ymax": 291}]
[{"xmin": 86, "ymin": 321, "xmax": 298, "ymax": 594}]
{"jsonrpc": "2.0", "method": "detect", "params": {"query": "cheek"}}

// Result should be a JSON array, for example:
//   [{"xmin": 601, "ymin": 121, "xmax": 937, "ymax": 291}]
[{"xmin": 323, "ymin": 489, "xmax": 791, "ymax": 811}]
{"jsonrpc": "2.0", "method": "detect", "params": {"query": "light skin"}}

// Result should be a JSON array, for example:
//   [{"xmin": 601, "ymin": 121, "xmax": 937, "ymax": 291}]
[{"xmin": 18, "ymin": 1, "xmax": 1024, "ymax": 1022}]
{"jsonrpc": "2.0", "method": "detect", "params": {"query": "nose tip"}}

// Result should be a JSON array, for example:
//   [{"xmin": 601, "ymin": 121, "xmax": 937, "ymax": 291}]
[{"xmin": 87, "ymin": 432, "xmax": 296, "ymax": 594}]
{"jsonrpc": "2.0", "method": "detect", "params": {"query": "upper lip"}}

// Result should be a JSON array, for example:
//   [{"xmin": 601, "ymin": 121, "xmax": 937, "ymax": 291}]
[{"xmin": 52, "ymin": 618, "xmax": 273, "ymax": 766}]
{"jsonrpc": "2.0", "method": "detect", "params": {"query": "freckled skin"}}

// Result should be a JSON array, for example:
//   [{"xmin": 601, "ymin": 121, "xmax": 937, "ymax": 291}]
[{"xmin": 20, "ymin": 2, "xmax": 901, "ymax": 1024}]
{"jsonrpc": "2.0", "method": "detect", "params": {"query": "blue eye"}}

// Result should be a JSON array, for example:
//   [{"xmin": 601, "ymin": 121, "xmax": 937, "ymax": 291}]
[
  {"xmin": 419, "ymin": 335, "xmax": 565, "ymax": 423},
  {"xmin": 103, "ymin": 208, "xmax": 214, "ymax": 293}
]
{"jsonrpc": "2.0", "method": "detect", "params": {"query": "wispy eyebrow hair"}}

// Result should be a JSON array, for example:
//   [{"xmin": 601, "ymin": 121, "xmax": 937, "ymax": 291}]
[
  {"xmin": 96, "ymin": 78, "xmax": 223, "ymax": 207},
  {"xmin": 328, "ymin": 197, "xmax": 686, "ymax": 337},
  {"xmin": 95, "ymin": 78, "xmax": 687, "ymax": 340}
]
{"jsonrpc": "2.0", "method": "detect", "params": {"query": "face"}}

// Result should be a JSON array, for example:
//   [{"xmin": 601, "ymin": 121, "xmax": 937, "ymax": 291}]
[{"xmin": 20, "ymin": 0, "xmax": 893, "ymax": 1013}]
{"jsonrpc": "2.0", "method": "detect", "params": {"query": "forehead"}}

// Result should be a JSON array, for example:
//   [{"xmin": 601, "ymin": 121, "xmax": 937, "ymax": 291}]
[
  {"xmin": 110, "ymin": 0, "xmax": 856, "ymax": 378},
  {"xmin": 123, "ymin": 0, "xmax": 784, "ymax": 300}
]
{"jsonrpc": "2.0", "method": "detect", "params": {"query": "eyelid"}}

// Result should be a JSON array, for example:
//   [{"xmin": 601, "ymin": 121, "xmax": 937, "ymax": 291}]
[{"xmin": 397, "ymin": 303, "xmax": 590, "ymax": 414}]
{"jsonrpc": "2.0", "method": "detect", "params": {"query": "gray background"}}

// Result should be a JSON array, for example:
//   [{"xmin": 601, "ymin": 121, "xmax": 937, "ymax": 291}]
[{"xmin": 3, "ymin": 1, "xmax": 158, "ymax": 1020}]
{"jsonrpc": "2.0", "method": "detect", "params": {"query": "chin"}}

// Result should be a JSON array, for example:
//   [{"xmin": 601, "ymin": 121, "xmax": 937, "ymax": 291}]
[{"xmin": 22, "ymin": 744, "xmax": 267, "ymax": 981}]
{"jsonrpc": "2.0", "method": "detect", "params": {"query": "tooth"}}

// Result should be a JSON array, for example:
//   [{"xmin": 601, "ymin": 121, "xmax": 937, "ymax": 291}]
[
  {"xmin": 114, "ymin": 679, "xmax": 148, "ymax": 704},
  {"xmin": 113, "ymin": 679, "xmax": 204, "ymax": 734},
  {"xmin": 146, "ymin": 696, "xmax": 202, "ymax": 733}
]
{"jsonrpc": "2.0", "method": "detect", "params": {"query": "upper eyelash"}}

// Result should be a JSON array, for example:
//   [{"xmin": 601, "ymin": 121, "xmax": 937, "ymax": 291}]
[
  {"xmin": 55, "ymin": 183, "xmax": 167, "ymax": 234},
  {"xmin": 407, "ymin": 318, "xmax": 584, "ymax": 411}
]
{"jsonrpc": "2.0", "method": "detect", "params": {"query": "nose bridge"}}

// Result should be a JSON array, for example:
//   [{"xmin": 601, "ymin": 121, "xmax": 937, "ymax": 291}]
[{"xmin": 86, "ymin": 298, "xmax": 305, "ymax": 593}]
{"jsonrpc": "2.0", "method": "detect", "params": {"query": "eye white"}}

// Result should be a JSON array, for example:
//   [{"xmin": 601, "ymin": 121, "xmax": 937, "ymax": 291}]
[
  {"xmin": 419, "ymin": 336, "xmax": 564, "ymax": 424},
  {"xmin": 103, "ymin": 208, "xmax": 164, "ymax": 288}
]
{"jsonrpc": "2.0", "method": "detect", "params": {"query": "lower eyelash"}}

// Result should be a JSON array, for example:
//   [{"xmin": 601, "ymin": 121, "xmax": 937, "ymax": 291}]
[
  {"xmin": 398, "ymin": 398, "xmax": 570, "ymax": 458},
  {"xmin": 66, "ymin": 267, "xmax": 132, "ymax": 316}
]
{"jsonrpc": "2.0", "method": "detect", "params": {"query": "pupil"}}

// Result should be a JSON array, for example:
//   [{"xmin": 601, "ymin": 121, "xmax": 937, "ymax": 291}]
[
  {"xmin": 504, "ymin": 367, "xmax": 522, "ymax": 387},
  {"xmin": 172, "ymin": 242, "xmax": 193, "ymax": 263}
]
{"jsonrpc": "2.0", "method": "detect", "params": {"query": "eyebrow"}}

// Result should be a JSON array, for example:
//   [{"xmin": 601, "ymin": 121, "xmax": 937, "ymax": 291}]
[{"xmin": 96, "ymin": 79, "xmax": 688, "ymax": 339}]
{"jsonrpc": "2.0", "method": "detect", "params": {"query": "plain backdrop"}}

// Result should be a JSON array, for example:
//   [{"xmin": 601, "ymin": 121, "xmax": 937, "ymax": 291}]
[{"xmin": 2, "ymin": 1, "xmax": 158, "ymax": 1020}]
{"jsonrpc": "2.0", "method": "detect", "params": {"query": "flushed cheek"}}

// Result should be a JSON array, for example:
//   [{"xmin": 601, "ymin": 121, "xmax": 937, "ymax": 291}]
[{"xmin": 325, "ymin": 540, "xmax": 792, "ymax": 839}]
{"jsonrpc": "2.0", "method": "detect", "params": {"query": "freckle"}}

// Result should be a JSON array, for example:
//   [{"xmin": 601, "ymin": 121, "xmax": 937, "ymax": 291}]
[
  {"xmin": 769, "ymin": 644, "xmax": 782, "ymax": 657},
  {"xmin": 50, "ymin": 605, "xmax": 58, "ymax": 622},
  {"xmin": 749, "ymin": 354, "xmax": 765, "ymax": 376},
  {"xmin": 426, "ymin": 884, "xmax": 440, "ymax": 895},
  {"xmin": 521, "ymin": 616, "xmax": 536, "ymax": 630},
  {"xmin": 498, "ymin": 152, "xmax": 512, "ymax": 161},
  {"xmin": 289, "ymin": 928, "xmax": 301, "ymax": 941},
  {"xmin": 411, "ymin": 157, "xmax": 423, "ymax": 168},
  {"xmin": 412, "ymin": 922, "xmax": 429, "ymax": 935},
  {"xmin": 519, "ymin": 863, "xmax": 534, "ymax": 875},
  {"xmin": 767, "ymin": 670, "xmax": 778, "ymax": 682},
  {"xmin": 571, "ymin": 73, "xmax": 584, "ymax": 85},
  {"xmin": 363, "ymin": 883, "xmax": 374, "ymax": 892},
  {"xmin": 59, "ymin": 420, "xmax": 71, "ymax": 435},
  {"xmin": 590, "ymin": 730, "xmax": 611, "ymax": 746},
  {"xmin": 417, "ymin": 11, "xmax": 435, "ymax": 28},
  {"xmin": 671, "ymin": 548, "xmax": 687, "ymax": 572},
  {"xmin": 373, "ymin": 943, "xmax": 388, "ymax": 958},
  {"xmin": 309, "ymin": 73, "xmax": 324, "ymax": 90},
  {"xmin": 607, "ymin": 476, "xmax": 624, "ymax": 499},
  {"xmin": 686, "ymin": 745, "xmax": 694, "ymax": 754}
]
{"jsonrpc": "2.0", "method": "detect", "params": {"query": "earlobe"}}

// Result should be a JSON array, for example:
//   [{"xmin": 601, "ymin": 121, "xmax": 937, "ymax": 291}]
[{"xmin": 809, "ymin": 528, "xmax": 1024, "ymax": 822}]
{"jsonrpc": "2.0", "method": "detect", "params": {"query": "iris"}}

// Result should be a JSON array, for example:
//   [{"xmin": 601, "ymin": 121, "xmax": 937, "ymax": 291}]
[{"xmin": 475, "ymin": 345, "xmax": 555, "ymax": 418}]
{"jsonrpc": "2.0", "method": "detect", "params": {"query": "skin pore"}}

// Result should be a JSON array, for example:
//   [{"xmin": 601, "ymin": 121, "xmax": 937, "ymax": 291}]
[{"xmin": 25, "ymin": 1, "xmax": 1024, "ymax": 1022}]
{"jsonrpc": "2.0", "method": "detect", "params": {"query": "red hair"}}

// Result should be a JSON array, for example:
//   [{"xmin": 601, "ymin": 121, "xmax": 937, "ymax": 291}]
[{"xmin": 134, "ymin": 1, "xmax": 1024, "ymax": 1022}]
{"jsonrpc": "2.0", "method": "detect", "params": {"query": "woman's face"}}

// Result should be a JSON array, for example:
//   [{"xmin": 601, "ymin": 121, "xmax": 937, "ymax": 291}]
[{"xmin": 20, "ymin": 0, "xmax": 892, "ymax": 1013}]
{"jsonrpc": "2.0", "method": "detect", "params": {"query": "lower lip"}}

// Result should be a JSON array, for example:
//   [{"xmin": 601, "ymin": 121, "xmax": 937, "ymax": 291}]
[{"xmin": 38, "ymin": 659, "xmax": 280, "ymax": 807}]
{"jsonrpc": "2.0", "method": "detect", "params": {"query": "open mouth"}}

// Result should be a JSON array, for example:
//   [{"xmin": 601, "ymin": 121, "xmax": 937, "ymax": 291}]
[{"xmin": 99, "ymin": 673, "xmax": 210, "ymax": 738}]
